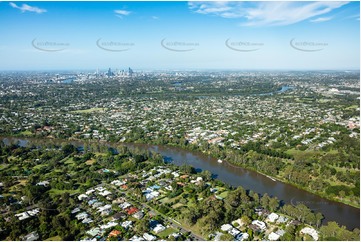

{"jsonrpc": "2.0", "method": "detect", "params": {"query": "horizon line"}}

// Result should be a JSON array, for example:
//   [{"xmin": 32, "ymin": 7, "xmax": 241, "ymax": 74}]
[{"xmin": 0, "ymin": 68, "xmax": 360, "ymax": 72}]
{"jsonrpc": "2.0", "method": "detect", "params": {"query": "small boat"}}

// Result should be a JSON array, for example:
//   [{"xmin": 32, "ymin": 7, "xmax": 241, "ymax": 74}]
[
  {"xmin": 217, "ymin": 159, "xmax": 223, "ymax": 163},
  {"xmin": 266, "ymin": 175, "xmax": 276, "ymax": 181}
]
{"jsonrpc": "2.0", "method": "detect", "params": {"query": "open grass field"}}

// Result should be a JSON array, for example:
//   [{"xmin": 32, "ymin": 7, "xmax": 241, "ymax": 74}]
[
  {"xmin": 218, "ymin": 191, "xmax": 229, "ymax": 199},
  {"xmin": 45, "ymin": 235, "xmax": 62, "ymax": 241},
  {"xmin": 157, "ymin": 227, "xmax": 177, "ymax": 238},
  {"xmin": 159, "ymin": 195, "xmax": 181, "ymax": 205},
  {"xmin": 19, "ymin": 130, "xmax": 32, "ymax": 136},
  {"xmin": 345, "ymin": 105, "xmax": 359, "ymax": 110},
  {"xmin": 64, "ymin": 157, "xmax": 75, "ymax": 165},
  {"xmin": 71, "ymin": 107, "xmax": 104, "ymax": 113},
  {"xmin": 33, "ymin": 164, "xmax": 47, "ymax": 170},
  {"xmin": 85, "ymin": 159, "xmax": 96, "ymax": 165},
  {"xmin": 286, "ymin": 148, "xmax": 338, "ymax": 160},
  {"xmin": 49, "ymin": 188, "xmax": 80, "ymax": 197},
  {"xmin": 171, "ymin": 202, "xmax": 184, "ymax": 209},
  {"xmin": 0, "ymin": 164, "xmax": 9, "ymax": 170}
]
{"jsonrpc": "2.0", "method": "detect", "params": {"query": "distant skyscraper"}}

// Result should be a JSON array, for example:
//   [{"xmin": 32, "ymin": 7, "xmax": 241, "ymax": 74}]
[
  {"xmin": 107, "ymin": 68, "xmax": 114, "ymax": 77},
  {"xmin": 128, "ymin": 67, "xmax": 133, "ymax": 76}
]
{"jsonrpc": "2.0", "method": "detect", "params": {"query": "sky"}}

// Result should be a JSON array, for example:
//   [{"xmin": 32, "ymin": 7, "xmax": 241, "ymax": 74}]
[{"xmin": 0, "ymin": 1, "xmax": 359, "ymax": 71}]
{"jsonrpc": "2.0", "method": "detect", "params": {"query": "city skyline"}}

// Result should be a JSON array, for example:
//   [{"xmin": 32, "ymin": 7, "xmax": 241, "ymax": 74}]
[{"xmin": 0, "ymin": 1, "xmax": 359, "ymax": 70}]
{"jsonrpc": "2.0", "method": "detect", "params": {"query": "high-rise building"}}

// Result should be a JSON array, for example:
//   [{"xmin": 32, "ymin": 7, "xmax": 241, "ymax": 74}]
[
  {"xmin": 107, "ymin": 68, "xmax": 114, "ymax": 77},
  {"xmin": 128, "ymin": 67, "xmax": 133, "ymax": 76}
]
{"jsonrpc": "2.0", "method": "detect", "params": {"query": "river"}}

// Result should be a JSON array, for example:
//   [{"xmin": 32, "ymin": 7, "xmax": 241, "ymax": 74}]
[
  {"xmin": 254, "ymin": 85, "xmax": 294, "ymax": 96},
  {"xmin": 1, "ymin": 137, "xmax": 359, "ymax": 229}
]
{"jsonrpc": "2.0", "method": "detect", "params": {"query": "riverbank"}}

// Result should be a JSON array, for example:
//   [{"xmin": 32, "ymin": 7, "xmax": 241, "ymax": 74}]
[
  {"xmin": 202, "ymin": 149, "xmax": 360, "ymax": 209},
  {"xmin": 1, "ymin": 135, "xmax": 358, "ymax": 208},
  {"xmin": 1, "ymin": 135, "xmax": 359, "ymax": 229},
  {"xmin": 139, "ymin": 139, "xmax": 359, "ymax": 209}
]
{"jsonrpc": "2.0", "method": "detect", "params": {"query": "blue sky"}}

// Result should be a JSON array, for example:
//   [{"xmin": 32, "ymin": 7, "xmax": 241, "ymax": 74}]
[{"xmin": 0, "ymin": 1, "xmax": 359, "ymax": 71}]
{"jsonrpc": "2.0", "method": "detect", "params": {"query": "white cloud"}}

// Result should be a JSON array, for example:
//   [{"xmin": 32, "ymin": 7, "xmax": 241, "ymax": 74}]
[
  {"xmin": 152, "ymin": 16, "xmax": 159, "ymax": 20},
  {"xmin": 310, "ymin": 17, "xmax": 333, "ymax": 22},
  {"xmin": 345, "ymin": 14, "xmax": 360, "ymax": 21},
  {"xmin": 9, "ymin": 2, "xmax": 47, "ymax": 14},
  {"xmin": 188, "ymin": 1, "xmax": 349, "ymax": 26},
  {"xmin": 114, "ymin": 9, "xmax": 131, "ymax": 16}
]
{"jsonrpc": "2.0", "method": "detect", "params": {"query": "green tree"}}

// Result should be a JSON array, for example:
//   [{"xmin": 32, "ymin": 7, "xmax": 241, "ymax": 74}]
[
  {"xmin": 241, "ymin": 215, "xmax": 251, "ymax": 225},
  {"xmin": 315, "ymin": 212, "xmax": 324, "ymax": 228},
  {"xmin": 268, "ymin": 197, "xmax": 279, "ymax": 212},
  {"xmin": 260, "ymin": 193, "xmax": 270, "ymax": 209},
  {"xmin": 320, "ymin": 221, "xmax": 340, "ymax": 239},
  {"xmin": 135, "ymin": 217, "xmax": 149, "ymax": 234},
  {"xmin": 220, "ymin": 233, "xmax": 234, "ymax": 241}
]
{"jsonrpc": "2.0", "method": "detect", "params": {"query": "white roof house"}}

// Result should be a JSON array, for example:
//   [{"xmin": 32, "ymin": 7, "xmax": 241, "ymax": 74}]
[
  {"xmin": 97, "ymin": 204, "xmax": 112, "ymax": 213},
  {"xmin": 82, "ymin": 218, "xmax": 93, "ymax": 224},
  {"xmin": 268, "ymin": 232, "xmax": 280, "ymax": 241},
  {"xmin": 300, "ymin": 227, "xmax": 319, "ymax": 241},
  {"xmin": 153, "ymin": 224, "xmax": 166, "ymax": 233},
  {"xmin": 171, "ymin": 172, "xmax": 180, "ymax": 177},
  {"xmin": 221, "ymin": 224, "xmax": 233, "ymax": 232},
  {"xmin": 120, "ymin": 202, "xmax": 131, "ymax": 209},
  {"xmin": 23, "ymin": 231, "xmax": 39, "ymax": 241},
  {"xmin": 130, "ymin": 235, "xmax": 145, "ymax": 241},
  {"xmin": 36, "ymin": 181, "xmax": 49, "ymax": 186},
  {"xmin": 76, "ymin": 212, "xmax": 89, "ymax": 220},
  {"xmin": 78, "ymin": 194, "xmax": 88, "ymax": 201},
  {"xmin": 252, "ymin": 220, "xmax": 266, "ymax": 230},
  {"xmin": 111, "ymin": 180, "xmax": 125, "ymax": 186},
  {"xmin": 95, "ymin": 186, "xmax": 105, "ymax": 192},
  {"xmin": 86, "ymin": 189, "xmax": 95, "ymax": 195},
  {"xmin": 143, "ymin": 233, "xmax": 156, "ymax": 241},
  {"xmin": 27, "ymin": 208, "xmax": 40, "ymax": 216},
  {"xmin": 15, "ymin": 212, "xmax": 30, "ymax": 221},
  {"xmin": 86, "ymin": 227, "xmax": 101, "ymax": 237},
  {"xmin": 133, "ymin": 211, "xmax": 144, "ymax": 220},
  {"xmin": 121, "ymin": 221, "xmax": 133, "ymax": 229},
  {"xmin": 236, "ymin": 233, "xmax": 249, "ymax": 241},
  {"xmin": 229, "ymin": 228, "xmax": 240, "ymax": 237},
  {"xmin": 100, "ymin": 221, "xmax": 118, "ymax": 230},
  {"xmin": 99, "ymin": 190, "xmax": 112, "ymax": 196},
  {"xmin": 268, "ymin": 213, "xmax": 279, "ymax": 223}
]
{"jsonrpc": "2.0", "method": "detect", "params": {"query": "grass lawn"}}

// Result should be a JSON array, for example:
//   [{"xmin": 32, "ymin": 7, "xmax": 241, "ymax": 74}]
[
  {"xmin": 49, "ymin": 188, "xmax": 80, "ymax": 197},
  {"xmin": 11, "ymin": 165, "xmax": 20, "ymax": 171},
  {"xmin": 19, "ymin": 130, "xmax": 32, "ymax": 136},
  {"xmin": 157, "ymin": 227, "xmax": 177, "ymax": 238},
  {"xmin": 160, "ymin": 195, "xmax": 181, "ymax": 205},
  {"xmin": 178, "ymin": 219, "xmax": 205, "ymax": 238},
  {"xmin": 9, "ymin": 179, "xmax": 27, "ymax": 192},
  {"xmin": 345, "ymin": 105, "xmax": 358, "ymax": 110},
  {"xmin": 326, "ymin": 177, "xmax": 350, "ymax": 187},
  {"xmin": 0, "ymin": 164, "xmax": 9, "ymax": 170},
  {"xmin": 286, "ymin": 148, "xmax": 337, "ymax": 160},
  {"xmin": 171, "ymin": 203, "xmax": 184, "ymax": 209},
  {"xmin": 18, "ymin": 179, "xmax": 27, "ymax": 186},
  {"xmin": 218, "ymin": 191, "xmax": 229, "ymax": 199},
  {"xmin": 86, "ymin": 159, "xmax": 96, "ymax": 165},
  {"xmin": 159, "ymin": 197, "xmax": 170, "ymax": 204},
  {"xmin": 45, "ymin": 236, "xmax": 62, "ymax": 241},
  {"xmin": 33, "ymin": 164, "xmax": 47, "ymax": 170},
  {"xmin": 71, "ymin": 107, "xmax": 105, "ymax": 113},
  {"xmin": 214, "ymin": 186, "xmax": 226, "ymax": 193},
  {"xmin": 318, "ymin": 98, "xmax": 332, "ymax": 103},
  {"xmin": 7, "ymin": 156, "xmax": 17, "ymax": 161},
  {"xmin": 64, "ymin": 157, "xmax": 75, "ymax": 165}
]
